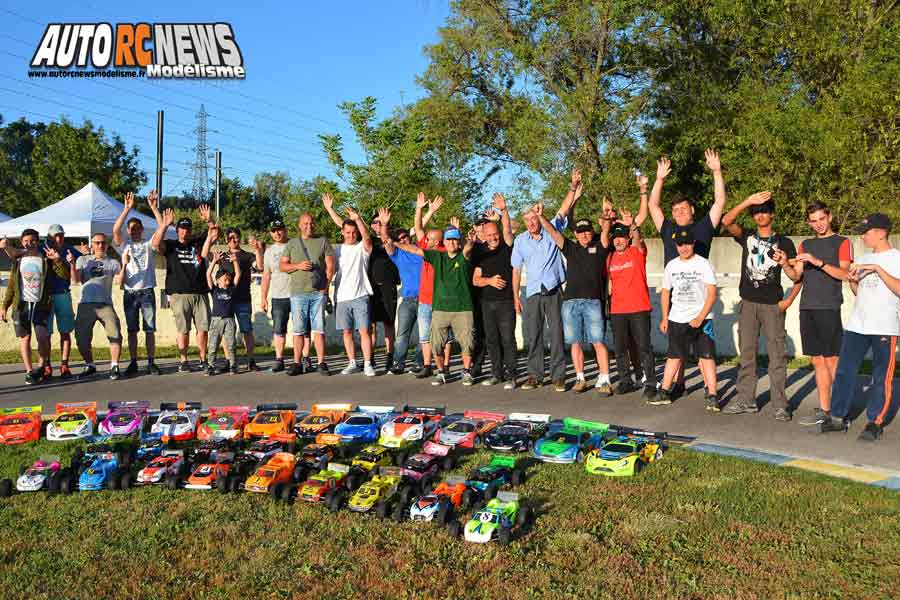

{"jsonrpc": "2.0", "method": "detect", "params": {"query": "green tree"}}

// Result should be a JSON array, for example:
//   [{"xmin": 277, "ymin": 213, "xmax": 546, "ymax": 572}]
[{"xmin": 0, "ymin": 117, "xmax": 45, "ymax": 217}]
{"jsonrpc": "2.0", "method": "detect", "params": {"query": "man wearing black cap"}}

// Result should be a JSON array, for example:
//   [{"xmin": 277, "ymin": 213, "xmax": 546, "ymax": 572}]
[
  {"xmin": 819, "ymin": 213, "xmax": 900, "ymax": 441},
  {"xmin": 217, "ymin": 226, "xmax": 264, "ymax": 372},
  {"xmin": 720, "ymin": 192, "xmax": 800, "ymax": 420},
  {"xmin": 151, "ymin": 203, "xmax": 216, "ymax": 372}
]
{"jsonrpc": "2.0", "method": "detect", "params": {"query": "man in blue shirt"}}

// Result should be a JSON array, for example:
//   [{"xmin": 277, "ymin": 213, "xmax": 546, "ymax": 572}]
[
  {"xmin": 511, "ymin": 172, "xmax": 580, "ymax": 390},
  {"xmin": 377, "ymin": 207, "xmax": 425, "ymax": 375}
]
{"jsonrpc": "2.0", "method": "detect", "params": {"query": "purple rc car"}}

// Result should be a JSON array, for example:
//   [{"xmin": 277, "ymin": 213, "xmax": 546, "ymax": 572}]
[
  {"xmin": 400, "ymin": 441, "xmax": 455, "ymax": 494},
  {"xmin": 98, "ymin": 401, "xmax": 150, "ymax": 438}
]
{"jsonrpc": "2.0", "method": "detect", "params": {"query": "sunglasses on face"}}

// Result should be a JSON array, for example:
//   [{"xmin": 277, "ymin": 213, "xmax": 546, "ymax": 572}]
[
  {"xmin": 227, "ymin": 235, "xmax": 239, "ymax": 241},
  {"xmin": 92, "ymin": 241, "xmax": 107, "ymax": 245}
]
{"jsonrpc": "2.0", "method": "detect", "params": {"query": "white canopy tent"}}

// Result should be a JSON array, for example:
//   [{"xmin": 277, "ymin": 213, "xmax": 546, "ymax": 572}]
[
  {"xmin": 0, "ymin": 211, "xmax": 9, "ymax": 222},
  {"xmin": 0, "ymin": 182, "xmax": 175, "ymax": 240}
]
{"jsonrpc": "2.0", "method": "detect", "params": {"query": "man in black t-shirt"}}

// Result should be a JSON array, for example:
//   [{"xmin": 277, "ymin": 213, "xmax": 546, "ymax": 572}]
[
  {"xmin": 649, "ymin": 150, "xmax": 726, "ymax": 396},
  {"xmin": 720, "ymin": 192, "xmax": 801, "ymax": 420},
  {"xmin": 151, "ymin": 204, "xmax": 215, "ymax": 372},
  {"xmin": 366, "ymin": 220, "xmax": 401, "ymax": 372},
  {"xmin": 217, "ymin": 227, "xmax": 264, "ymax": 372},
  {"xmin": 536, "ymin": 205, "xmax": 613, "ymax": 395},
  {"xmin": 471, "ymin": 193, "xmax": 517, "ymax": 388}
]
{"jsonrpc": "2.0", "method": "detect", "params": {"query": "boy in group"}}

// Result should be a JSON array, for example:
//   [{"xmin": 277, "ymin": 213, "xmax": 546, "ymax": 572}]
[
  {"xmin": 720, "ymin": 192, "xmax": 800, "ymax": 420},
  {"xmin": 204, "ymin": 247, "xmax": 242, "ymax": 376},
  {"xmin": 112, "ymin": 190, "xmax": 163, "ymax": 376},
  {"xmin": 790, "ymin": 202, "xmax": 852, "ymax": 425},
  {"xmin": 649, "ymin": 149, "xmax": 727, "ymax": 397},
  {"xmin": 0, "ymin": 229, "xmax": 69, "ymax": 384},
  {"xmin": 653, "ymin": 226, "xmax": 719, "ymax": 408},
  {"xmin": 818, "ymin": 213, "xmax": 900, "ymax": 441}
]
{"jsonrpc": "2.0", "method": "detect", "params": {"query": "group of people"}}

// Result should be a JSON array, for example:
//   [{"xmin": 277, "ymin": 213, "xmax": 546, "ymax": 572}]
[{"xmin": 2, "ymin": 149, "xmax": 898, "ymax": 442}]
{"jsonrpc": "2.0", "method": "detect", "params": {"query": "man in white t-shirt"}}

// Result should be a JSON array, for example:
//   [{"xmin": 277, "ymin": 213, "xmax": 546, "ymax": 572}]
[
  {"xmin": 653, "ymin": 226, "xmax": 720, "ymax": 409},
  {"xmin": 112, "ymin": 190, "xmax": 163, "ymax": 376},
  {"xmin": 261, "ymin": 220, "xmax": 291, "ymax": 372},
  {"xmin": 331, "ymin": 202, "xmax": 376, "ymax": 377},
  {"xmin": 819, "ymin": 213, "xmax": 900, "ymax": 441}
]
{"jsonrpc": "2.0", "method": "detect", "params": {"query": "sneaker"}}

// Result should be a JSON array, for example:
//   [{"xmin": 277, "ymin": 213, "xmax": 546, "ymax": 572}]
[
  {"xmin": 616, "ymin": 379, "xmax": 637, "ymax": 395},
  {"xmin": 271, "ymin": 359, "xmax": 285, "ymax": 373},
  {"xmin": 364, "ymin": 364, "xmax": 376, "ymax": 377},
  {"xmin": 384, "ymin": 360, "xmax": 395, "ymax": 375},
  {"xmin": 303, "ymin": 357, "xmax": 314, "ymax": 373},
  {"xmin": 409, "ymin": 365, "xmax": 423, "ymax": 376},
  {"xmin": 573, "ymin": 379, "xmax": 589, "ymax": 394},
  {"xmin": 41, "ymin": 364, "xmax": 53, "ymax": 380},
  {"xmin": 388, "ymin": 366, "xmax": 405, "ymax": 376},
  {"xmin": 431, "ymin": 372, "xmax": 447, "ymax": 386},
  {"xmin": 59, "ymin": 364, "xmax": 72, "ymax": 379},
  {"xmin": 109, "ymin": 366, "xmax": 121, "ymax": 381},
  {"xmin": 78, "ymin": 365, "xmax": 97, "ymax": 380},
  {"xmin": 858, "ymin": 422, "xmax": 883, "ymax": 442},
  {"xmin": 442, "ymin": 367, "xmax": 450, "ymax": 379},
  {"xmin": 247, "ymin": 360, "xmax": 260, "ymax": 372},
  {"xmin": 482, "ymin": 376, "xmax": 500, "ymax": 386},
  {"xmin": 722, "ymin": 401, "xmax": 758, "ymax": 415},
  {"xmin": 798, "ymin": 408, "xmax": 830, "ymax": 426},
  {"xmin": 205, "ymin": 364, "xmax": 215, "ymax": 377},
  {"xmin": 520, "ymin": 377, "xmax": 541, "ymax": 391},
  {"xmin": 230, "ymin": 361, "xmax": 239, "ymax": 375},
  {"xmin": 595, "ymin": 380, "xmax": 613, "ymax": 397},
  {"xmin": 642, "ymin": 385, "xmax": 657, "ymax": 401},
  {"xmin": 317, "ymin": 362, "xmax": 330, "ymax": 376},
  {"xmin": 415, "ymin": 366, "xmax": 433, "ymax": 379},
  {"xmin": 287, "ymin": 363, "xmax": 303, "ymax": 377},
  {"xmin": 461, "ymin": 370, "xmax": 474, "ymax": 386},
  {"xmin": 705, "ymin": 393, "xmax": 721, "ymax": 412},
  {"xmin": 147, "ymin": 362, "xmax": 162, "ymax": 376},
  {"xmin": 552, "ymin": 379, "xmax": 566, "ymax": 392},
  {"xmin": 503, "ymin": 378, "xmax": 516, "ymax": 390},
  {"xmin": 177, "ymin": 362, "xmax": 191, "ymax": 373},
  {"xmin": 198, "ymin": 361, "xmax": 209, "ymax": 373},
  {"xmin": 647, "ymin": 389, "xmax": 673, "ymax": 406},
  {"xmin": 24, "ymin": 370, "xmax": 38, "ymax": 385},
  {"xmin": 341, "ymin": 363, "xmax": 360, "ymax": 375},
  {"xmin": 124, "ymin": 361, "xmax": 139, "ymax": 376},
  {"xmin": 670, "ymin": 382, "xmax": 686, "ymax": 399},
  {"xmin": 773, "ymin": 408, "xmax": 792, "ymax": 422},
  {"xmin": 817, "ymin": 415, "xmax": 848, "ymax": 434},
  {"xmin": 217, "ymin": 362, "xmax": 230, "ymax": 375}
]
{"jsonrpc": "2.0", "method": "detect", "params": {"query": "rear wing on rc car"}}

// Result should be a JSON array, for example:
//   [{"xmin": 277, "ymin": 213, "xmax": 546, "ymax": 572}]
[
  {"xmin": 508, "ymin": 412, "xmax": 552, "ymax": 424},
  {"xmin": 55, "ymin": 402, "xmax": 97, "ymax": 421},
  {"xmin": 329, "ymin": 463, "xmax": 350, "ymax": 474},
  {"xmin": 107, "ymin": 400, "xmax": 150, "ymax": 414},
  {"xmin": 208, "ymin": 405, "xmax": 251, "ymax": 418},
  {"xmin": 402, "ymin": 405, "xmax": 446, "ymax": 417},
  {"xmin": 315, "ymin": 433, "xmax": 342, "ymax": 446},
  {"xmin": 0, "ymin": 405, "xmax": 42, "ymax": 416},
  {"xmin": 495, "ymin": 491, "xmax": 519, "ymax": 502},
  {"xmin": 378, "ymin": 466, "xmax": 402, "ymax": 477},
  {"xmin": 161, "ymin": 449, "xmax": 184, "ymax": 457},
  {"xmin": 422, "ymin": 441, "xmax": 451, "ymax": 457},
  {"xmin": 311, "ymin": 403, "xmax": 354, "ymax": 414},
  {"xmin": 462, "ymin": 410, "xmax": 506, "ymax": 423},
  {"xmin": 256, "ymin": 403, "xmax": 298, "ymax": 412},
  {"xmin": 357, "ymin": 405, "xmax": 397, "ymax": 415},
  {"xmin": 561, "ymin": 417, "xmax": 609, "ymax": 436},
  {"xmin": 444, "ymin": 475, "xmax": 467, "ymax": 486},
  {"xmin": 608, "ymin": 424, "xmax": 694, "ymax": 444},
  {"xmin": 159, "ymin": 402, "xmax": 202, "ymax": 413}
]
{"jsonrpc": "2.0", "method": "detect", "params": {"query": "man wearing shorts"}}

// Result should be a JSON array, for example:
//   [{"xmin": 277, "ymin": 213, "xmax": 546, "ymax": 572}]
[
  {"xmin": 653, "ymin": 227, "xmax": 719, "ymax": 408},
  {"xmin": 0, "ymin": 229, "xmax": 68, "ymax": 384},
  {"xmin": 261, "ymin": 220, "xmax": 291, "ymax": 372},
  {"xmin": 112, "ymin": 190, "xmax": 163, "ymax": 376},
  {"xmin": 280, "ymin": 212, "xmax": 335, "ymax": 376},
  {"xmin": 70, "ymin": 232, "xmax": 124, "ymax": 380},
  {"xmin": 151, "ymin": 204, "xmax": 215, "ymax": 372},
  {"xmin": 411, "ymin": 194, "xmax": 446, "ymax": 380},
  {"xmin": 217, "ymin": 227, "xmax": 263, "ymax": 372},
  {"xmin": 791, "ymin": 202, "xmax": 852, "ymax": 425}
]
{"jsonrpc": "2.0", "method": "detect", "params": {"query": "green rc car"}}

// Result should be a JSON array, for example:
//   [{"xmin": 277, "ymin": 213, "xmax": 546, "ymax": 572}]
[
  {"xmin": 449, "ymin": 491, "xmax": 530, "ymax": 545},
  {"xmin": 584, "ymin": 428, "xmax": 666, "ymax": 476}
]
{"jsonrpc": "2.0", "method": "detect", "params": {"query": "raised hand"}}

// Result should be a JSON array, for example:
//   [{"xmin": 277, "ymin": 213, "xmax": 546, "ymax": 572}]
[
  {"xmin": 378, "ymin": 207, "xmax": 391, "ymax": 226},
  {"xmin": 0, "ymin": 237, "xmax": 7, "ymax": 250},
  {"xmin": 531, "ymin": 202, "xmax": 544, "ymax": 217},
  {"xmin": 429, "ymin": 196, "xmax": 444, "ymax": 214},
  {"xmin": 208, "ymin": 224, "xmax": 220, "ymax": 243},
  {"xmin": 211, "ymin": 249, "xmax": 223, "ymax": 264},
  {"xmin": 656, "ymin": 157, "xmax": 672, "ymax": 181},
  {"xmin": 704, "ymin": 148, "xmax": 721, "ymax": 172},
  {"xmin": 416, "ymin": 192, "xmax": 427, "ymax": 210},
  {"xmin": 249, "ymin": 235, "xmax": 262, "ymax": 251},
  {"xmin": 449, "ymin": 216, "xmax": 461, "ymax": 230},
  {"xmin": 492, "ymin": 192, "xmax": 507, "ymax": 212},
  {"xmin": 618, "ymin": 208, "xmax": 634, "ymax": 227},
  {"xmin": 163, "ymin": 208, "xmax": 175, "ymax": 227},
  {"xmin": 570, "ymin": 168, "xmax": 582, "ymax": 188},
  {"xmin": 484, "ymin": 209, "xmax": 500, "ymax": 222},
  {"xmin": 122, "ymin": 252, "xmax": 131, "ymax": 266},
  {"xmin": 601, "ymin": 197, "xmax": 616, "ymax": 221},
  {"xmin": 44, "ymin": 245, "xmax": 59, "ymax": 261},
  {"xmin": 147, "ymin": 189, "xmax": 159, "ymax": 208},
  {"xmin": 322, "ymin": 192, "xmax": 334, "ymax": 211},
  {"xmin": 745, "ymin": 191, "xmax": 772, "ymax": 206},
  {"xmin": 198, "ymin": 203, "xmax": 211, "ymax": 223},
  {"xmin": 636, "ymin": 172, "xmax": 649, "ymax": 191},
  {"xmin": 466, "ymin": 228, "xmax": 477, "ymax": 242},
  {"xmin": 346, "ymin": 206, "xmax": 360, "ymax": 222},
  {"xmin": 124, "ymin": 191, "xmax": 135, "ymax": 211}
]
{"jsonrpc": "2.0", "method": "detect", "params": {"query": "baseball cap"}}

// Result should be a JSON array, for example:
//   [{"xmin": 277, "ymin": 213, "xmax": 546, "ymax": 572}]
[
  {"xmin": 574, "ymin": 219, "xmax": 594, "ymax": 233},
  {"xmin": 672, "ymin": 226, "xmax": 695, "ymax": 245},
  {"xmin": 47, "ymin": 224, "xmax": 65, "ymax": 236},
  {"xmin": 176, "ymin": 217, "xmax": 193, "ymax": 229},
  {"xmin": 444, "ymin": 228, "xmax": 461, "ymax": 241},
  {"xmin": 474, "ymin": 217, "xmax": 489, "ymax": 226},
  {"xmin": 610, "ymin": 223, "xmax": 630, "ymax": 239},
  {"xmin": 748, "ymin": 200, "xmax": 775, "ymax": 215},
  {"xmin": 854, "ymin": 213, "xmax": 892, "ymax": 234},
  {"xmin": 269, "ymin": 220, "xmax": 285, "ymax": 231}
]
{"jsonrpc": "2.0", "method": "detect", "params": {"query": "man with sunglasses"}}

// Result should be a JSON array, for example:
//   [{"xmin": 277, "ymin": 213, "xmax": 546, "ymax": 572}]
[
  {"xmin": 721, "ymin": 192, "xmax": 800, "ymax": 419},
  {"xmin": 70, "ymin": 232, "xmax": 124, "ymax": 380}
]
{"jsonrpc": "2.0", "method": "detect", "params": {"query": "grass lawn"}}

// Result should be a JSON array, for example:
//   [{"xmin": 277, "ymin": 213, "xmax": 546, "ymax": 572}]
[{"xmin": 0, "ymin": 439, "xmax": 896, "ymax": 599}]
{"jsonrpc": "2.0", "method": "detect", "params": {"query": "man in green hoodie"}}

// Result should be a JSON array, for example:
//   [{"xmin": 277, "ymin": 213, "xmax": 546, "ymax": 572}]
[{"xmin": 0, "ymin": 228, "xmax": 69, "ymax": 385}]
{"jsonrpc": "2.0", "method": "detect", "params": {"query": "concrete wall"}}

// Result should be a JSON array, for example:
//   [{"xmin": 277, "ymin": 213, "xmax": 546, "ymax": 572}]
[{"xmin": 2, "ymin": 234, "xmax": 898, "ymax": 357}]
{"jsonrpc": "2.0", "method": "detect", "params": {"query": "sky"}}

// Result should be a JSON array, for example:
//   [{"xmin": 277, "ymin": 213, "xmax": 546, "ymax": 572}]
[{"xmin": 0, "ymin": 0, "xmax": 460, "ymax": 201}]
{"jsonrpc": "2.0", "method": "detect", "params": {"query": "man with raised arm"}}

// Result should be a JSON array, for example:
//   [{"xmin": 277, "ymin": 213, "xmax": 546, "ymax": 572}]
[
  {"xmin": 412, "ymin": 194, "xmax": 446, "ymax": 380},
  {"xmin": 322, "ymin": 196, "xmax": 376, "ymax": 376},
  {"xmin": 150, "ymin": 203, "xmax": 216, "ymax": 373},
  {"xmin": 112, "ymin": 190, "xmax": 163, "ymax": 376},
  {"xmin": 471, "ymin": 193, "xmax": 517, "ymax": 388},
  {"xmin": 719, "ymin": 192, "xmax": 800, "ymax": 420},
  {"xmin": 648, "ymin": 149, "xmax": 726, "ymax": 398}
]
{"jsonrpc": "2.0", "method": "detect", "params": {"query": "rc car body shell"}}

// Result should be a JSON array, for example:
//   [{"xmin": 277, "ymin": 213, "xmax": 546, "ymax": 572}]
[
  {"xmin": 136, "ymin": 450, "xmax": 185, "ymax": 485},
  {"xmin": 348, "ymin": 467, "xmax": 404, "ymax": 513},
  {"xmin": 77, "ymin": 451, "xmax": 121, "ymax": 491},
  {"xmin": 463, "ymin": 492, "xmax": 521, "ymax": 544},
  {"xmin": 46, "ymin": 402, "xmax": 96, "ymax": 441},
  {"xmin": 297, "ymin": 463, "xmax": 350, "ymax": 502},
  {"xmin": 185, "ymin": 451, "xmax": 234, "ymax": 490},
  {"xmin": 379, "ymin": 406, "xmax": 445, "ymax": 449},
  {"xmin": 485, "ymin": 413, "xmax": 551, "ymax": 453},
  {"xmin": 151, "ymin": 402, "xmax": 202, "ymax": 443},
  {"xmin": 533, "ymin": 417, "xmax": 608, "ymax": 464},
  {"xmin": 585, "ymin": 434, "xmax": 664, "ymax": 476},
  {"xmin": 408, "ymin": 477, "xmax": 467, "ymax": 522},
  {"xmin": 434, "ymin": 410, "xmax": 505, "ymax": 448},
  {"xmin": 243, "ymin": 452, "xmax": 296, "ymax": 493},
  {"xmin": 196, "ymin": 406, "xmax": 251, "ymax": 441},
  {"xmin": 465, "ymin": 455, "xmax": 519, "ymax": 493},
  {"xmin": 334, "ymin": 406, "xmax": 397, "ymax": 443},
  {"xmin": 15, "ymin": 456, "xmax": 61, "ymax": 492},
  {"xmin": 98, "ymin": 401, "xmax": 150, "ymax": 438},
  {"xmin": 295, "ymin": 403, "xmax": 354, "ymax": 440},
  {"xmin": 0, "ymin": 405, "xmax": 42, "ymax": 445},
  {"xmin": 243, "ymin": 403, "xmax": 297, "ymax": 442}
]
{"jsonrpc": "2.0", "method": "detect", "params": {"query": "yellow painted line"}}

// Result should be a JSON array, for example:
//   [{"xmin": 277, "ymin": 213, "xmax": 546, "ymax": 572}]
[{"xmin": 783, "ymin": 459, "xmax": 890, "ymax": 484}]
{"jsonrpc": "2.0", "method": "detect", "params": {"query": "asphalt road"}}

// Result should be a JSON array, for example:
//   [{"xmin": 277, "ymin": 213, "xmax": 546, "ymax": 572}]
[{"xmin": 1, "ymin": 353, "xmax": 897, "ymax": 473}]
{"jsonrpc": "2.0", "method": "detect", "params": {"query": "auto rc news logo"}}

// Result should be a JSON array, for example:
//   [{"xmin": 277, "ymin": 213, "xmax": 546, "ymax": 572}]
[{"xmin": 29, "ymin": 23, "xmax": 245, "ymax": 80}]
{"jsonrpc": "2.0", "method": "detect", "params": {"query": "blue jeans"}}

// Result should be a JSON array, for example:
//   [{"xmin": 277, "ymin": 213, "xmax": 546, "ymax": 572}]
[
  {"xmin": 123, "ymin": 288, "xmax": 157, "ymax": 333},
  {"xmin": 830, "ymin": 331, "xmax": 897, "ymax": 425},
  {"xmin": 561, "ymin": 298, "xmax": 606, "ymax": 345},
  {"xmin": 392, "ymin": 296, "xmax": 423, "ymax": 370},
  {"xmin": 233, "ymin": 302, "xmax": 253, "ymax": 334},
  {"xmin": 290, "ymin": 292, "xmax": 326, "ymax": 336},
  {"xmin": 417, "ymin": 302, "xmax": 432, "ymax": 342}
]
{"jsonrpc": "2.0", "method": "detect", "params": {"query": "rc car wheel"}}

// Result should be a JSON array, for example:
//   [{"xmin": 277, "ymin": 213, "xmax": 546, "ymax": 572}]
[
  {"xmin": 60, "ymin": 475, "xmax": 75, "ymax": 494},
  {"xmin": 270, "ymin": 482, "xmax": 285, "ymax": 499},
  {"xmin": 346, "ymin": 474, "xmax": 362, "ymax": 491},
  {"xmin": 633, "ymin": 460, "xmax": 643, "ymax": 475},
  {"xmin": 437, "ymin": 500, "xmax": 451, "ymax": 524},
  {"xmin": 0, "ymin": 478, "xmax": 12, "ymax": 497},
  {"xmin": 280, "ymin": 484, "xmax": 294, "ymax": 502},
  {"xmin": 447, "ymin": 520, "xmax": 461, "ymax": 538},
  {"xmin": 498, "ymin": 527, "xmax": 512, "ymax": 546},
  {"xmin": 517, "ymin": 505, "xmax": 530, "ymax": 527},
  {"xmin": 473, "ymin": 436, "xmax": 483, "ymax": 449},
  {"xmin": 18, "ymin": 464, "xmax": 28, "ymax": 476},
  {"xmin": 655, "ymin": 448, "xmax": 663, "ymax": 461},
  {"xmin": 217, "ymin": 477, "xmax": 229, "ymax": 494},
  {"xmin": 328, "ymin": 491, "xmax": 343, "ymax": 513},
  {"xmin": 376, "ymin": 501, "xmax": 390, "ymax": 519},
  {"xmin": 392, "ymin": 505, "xmax": 405, "ymax": 523},
  {"xmin": 485, "ymin": 485, "xmax": 498, "ymax": 500},
  {"xmin": 441, "ymin": 456, "xmax": 455, "ymax": 471},
  {"xmin": 471, "ymin": 499, "xmax": 484, "ymax": 513},
  {"xmin": 418, "ymin": 476, "xmax": 434, "ymax": 495},
  {"xmin": 166, "ymin": 474, "xmax": 179, "ymax": 490},
  {"xmin": 228, "ymin": 476, "xmax": 241, "ymax": 493},
  {"xmin": 47, "ymin": 472, "xmax": 61, "ymax": 494},
  {"xmin": 461, "ymin": 488, "xmax": 474, "ymax": 509},
  {"xmin": 292, "ymin": 466, "xmax": 307, "ymax": 483},
  {"xmin": 511, "ymin": 468, "xmax": 526, "ymax": 486},
  {"xmin": 398, "ymin": 485, "xmax": 412, "ymax": 507},
  {"xmin": 106, "ymin": 470, "xmax": 120, "ymax": 491},
  {"xmin": 576, "ymin": 450, "xmax": 585, "ymax": 464},
  {"xmin": 286, "ymin": 441, "xmax": 296, "ymax": 454},
  {"xmin": 120, "ymin": 472, "xmax": 132, "ymax": 490}
]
